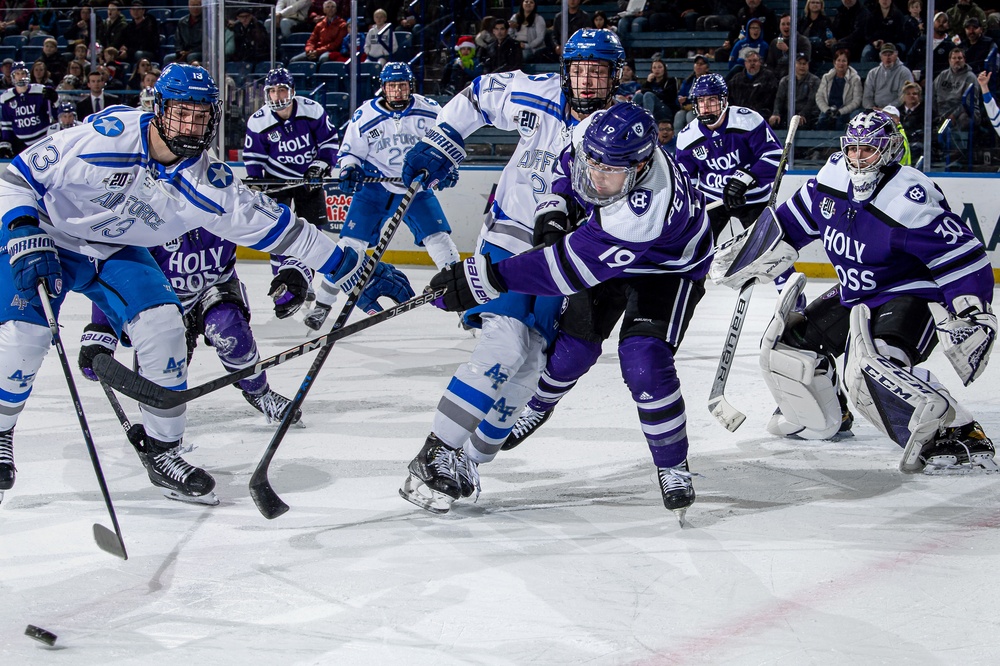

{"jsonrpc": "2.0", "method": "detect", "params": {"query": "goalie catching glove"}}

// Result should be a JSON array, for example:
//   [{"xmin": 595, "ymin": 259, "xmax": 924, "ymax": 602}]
[
  {"xmin": 428, "ymin": 254, "xmax": 507, "ymax": 312},
  {"xmin": 932, "ymin": 296, "xmax": 996, "ymax": 386},
  {"xmin": 709, "ymin": 207, "xmax": 798, "ymax": 289}
]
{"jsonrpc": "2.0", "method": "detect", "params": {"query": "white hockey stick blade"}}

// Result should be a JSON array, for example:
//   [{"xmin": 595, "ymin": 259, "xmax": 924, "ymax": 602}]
[{"xmin": 709, "ymin": 395, "xmax": 747, "ymax": 432}]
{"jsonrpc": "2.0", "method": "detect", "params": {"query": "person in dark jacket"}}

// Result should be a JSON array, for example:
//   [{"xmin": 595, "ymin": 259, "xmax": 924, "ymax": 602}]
[
  {"xmin": 633, "ymin": 57, "xmax": 679, "ymax": 121},
  {"xmin": 481, "ymin": 18, "xmax": 522, "ymax": 74},
  {"xmin": 862, "ymin": 0, "xmax": 906, "ymax": 61},
  {"xmin": 119, "ymin": 0, "xmax": 161, "ymax": 64},
  {"xmin": 826, "ymin": 0, "xmax": 868, "ymax": 57},
  {"xmin": 727, "ymin": 49, "xmax": 779, "ymax": 119}
]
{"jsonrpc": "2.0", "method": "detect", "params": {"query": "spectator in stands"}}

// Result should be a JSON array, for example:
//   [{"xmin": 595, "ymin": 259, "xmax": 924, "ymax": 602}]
[
  {"xmin": 440, "ymin": 35, "xmax": 480, "ymax": 95},
  {"xmin": 142, "ymin": 67, "xmax": 160, "ymax": 89},
  {"xmin": 76, "ymin": 69, "xmax": 118, "ymax": 118},
  {"xmin": 767, "ymin": 13, "xmax": 810, "ymax": 71},
  {"xmin": 633, "ymin": 56, "xmax": 678, "ymax": 121},
  {"xmin": 861, "ymin": 0, "xmax": 906, "ymax": 62},
  {"xmin": 56, "ymin": 74, "xmax": 82, "ymax": 104},
  {"xmin": 510, "ymin": 0, "xmax": 548, "ymax": 63},
  {"xmin": 0, "ymin": 58, "xmax": 12, "ymax": 89},
  {"xmin": 815, "ymin": 48, "xmax": 863, "ymax": 129},
  {"xmin": 267, "ymin": 0, "xmax": 310, "ymax": 39},
  {"xmin": 475, "ymin": 16, "xmax": 495, "ymax": 52},
  {"xmin": 553, "ymin": 0, "xmax": 591, "ymax": 54},
  {"xmin": 900, "ymin": 0, "xmax": 925, "ymax": 56},
  {"xmin": 623, "ymin": 1, "xmax": 681, "ymax": 32},
  {"xmin": 615, "ymin": 59, "xmax": 641, "ymax": 102},
  {"xmin": 770, "ymin": 52, "xmax": 820, "ymax": 128},
  {"xmin": 26, "ymin": 0, "xmax": 57, "ymax": 39},
  {"xmin": 699, "ymin": 0, "xmax": 743, "ymax": 34},
  {"xmin": 118, "ymin": 0, "xmax": 160, "ymax": 64},
  {"xmin": 933, "ymin": 46, "xmax": 980, "ymax": 134},
  {"xmin": 99, "ymin": 46, "xmax": 126, "ymax": 90},
  {"xmin": 719, "ymin": 0, "xmax": 779, "ymax": 63},
  {"xmin": 961, "ymin": 17, "xmax": 996, "ymax": 73},
  {"xmin": 947, "ymin": 0, "xmax": 987, "ymax": 39},
  {"xmin": 65, "ymin": 5, "xmax": 92, "ymax": 46},
  {"xmin": 0, "ymin": 0, "xmax": 33, "ymax": 38},
  {"xmin": 364, "ymin": 9, "xmax": 397, "ymax": 65},
  {"xmin": 481, "ymin": 17, "xmax": 522, "ymax": 74},
  {"xmin": 896, "ymin": 80, "xmax": 924, "ymax": 159},
  {"xmin": 70, "ymin": 45, "xmax": 89, "ymax": 75},
  {"xmin": 862, "ymin": 42, "xmax": 913, "ymax": 110},
  {"xmin": 592, "ymin": 10, "xmax": 614, "ymax": 33},
  {"xmin": 175, "ymin": 0, "xmax": 204, "ymax": 64},
  {"xmin": 879, "ymin": 103, "xmax": 912, "ymax": 164},
  {"xmin": 127, "ymin": 58, "xmax": 151, "ymax": 90},
  {"xmin": 825, "ymin": 0, "xmax": 868, "ymax": 57},
  {"xmin": 293, "ymin": 0, "xmax": 347, "ymax": 64},
  {"xmin": 657, "ymin": 119, "xmax": 676, "ymax": 154},
  {"xmin": 728, "ymin": 49, "xmax": 778, "ymax": 118},
  {"xmin": 675, "ymin": 55, "xmax": 711, "ymax": 132},
  {"xmin": 40, "ymin": 38, "xmax": 66, "ymax": 84},
  {"xmin": 729, "ymin": 18, "xmax": 769, "ymax": 71},
  {"xmin": 30, "ymin": 60, "xmax": 53, "ymax": 87},
  {"xmin": 907, "ymin": 12, "xmax": 960, "ymax": 83},
  {"xmin": 799, "ymin": 0, "xmax": 834, "ymax": 64},
  {"xmin": 67, "ymin": 58, "xmax": 87, "ymax": 82},
  {"xmin": 98, "ymin": 2, "xmax": 127, "ymax": 51}
]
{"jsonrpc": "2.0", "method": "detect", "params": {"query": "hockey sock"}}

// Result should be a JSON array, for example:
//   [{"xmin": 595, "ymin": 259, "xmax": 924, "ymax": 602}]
[
  {"xmin": 526, "ymin": 333, "xmax": 602, "ymax": 412},
  {"xmin": 201, "ymin": 303, "xmax": 267, "ymax": 393},
  {"xmin": 0, "ymin": 321, "xmax": 51, "ymax": 431},
  {"xmin": 620, "ymin": 336, "xmax": 688, "ymax": 469},
  {"xmin": 423, "ymin": 231, "xmax": 461, "ymax": 269}
]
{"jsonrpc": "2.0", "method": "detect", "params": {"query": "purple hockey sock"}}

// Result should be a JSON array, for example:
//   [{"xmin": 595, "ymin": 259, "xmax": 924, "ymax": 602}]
[
  {"xmin": 619, "ymin": 336, "xmax": 688, "ymax": 468},
  {"xmin": 526, "ymin": 333, "xmax": 602, "ymax": 412}
]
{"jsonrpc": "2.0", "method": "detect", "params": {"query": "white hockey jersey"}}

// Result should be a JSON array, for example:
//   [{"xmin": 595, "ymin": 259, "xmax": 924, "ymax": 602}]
[
  {"xmin": 438, "ymin": 71, "xmax": 580, "ymax": 255},
  {"xmin": 0, "ymin": 107, "xmax": 344, "ymax": 274},
  {"xmin": 46, "ymin": 119, "xmax": 83, "ymax": 136},
  {"xmin": 337, "ymin": 94, "xmax": 441, "ymax": 196}
]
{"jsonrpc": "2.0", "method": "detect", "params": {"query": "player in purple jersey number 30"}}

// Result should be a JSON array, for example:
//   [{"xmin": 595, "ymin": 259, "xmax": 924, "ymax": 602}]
[{"xmin": 711, "ymin": 111, "xmax": 997, "ymax": 474}]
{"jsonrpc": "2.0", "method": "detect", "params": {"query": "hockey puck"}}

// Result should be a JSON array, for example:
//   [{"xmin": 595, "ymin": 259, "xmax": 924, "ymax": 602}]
[{"xmin": 25, "ymin": 624, "xmax": 58, "ymax": 646}]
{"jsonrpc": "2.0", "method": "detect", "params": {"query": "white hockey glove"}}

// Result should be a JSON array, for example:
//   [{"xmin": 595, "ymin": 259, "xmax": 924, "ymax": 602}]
[
  {"xmin": 710, "ymin": 207, "xmax": 798, "ymax": 289},
  {"xmin": 932, "ymin": 297, "xmax": 996, "ymax": 386}
]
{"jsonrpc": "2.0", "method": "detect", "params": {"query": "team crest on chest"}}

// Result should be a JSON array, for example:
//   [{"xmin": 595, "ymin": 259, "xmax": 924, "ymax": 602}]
[
  {"xmin": 514, "ymin": 109, "xmax": 539, "ymax": 137},
  {"xmin": 102, "ymin": 172, "xmax": 133, "ymax": 191},
  {"xmin": 692, "ymin": 145, "xmax": 708, "ymax": 160},
  {"xmin": 819, "ymin": 196, "xmax": 836, "ymax": 219},
  {"xmin": 163, "ymin": 237, "xmax": 182, "ymax": 252},
  {"xmin": 905, "ymin": 184, "xmax": 927, "ymax": 203},
  {"xmin": 268, "ymin": 130, "xmax": 280, "ymax": 142},
  {"xmin": 627, "ymin": 188, "xmax": 652, "ymax": 215}
]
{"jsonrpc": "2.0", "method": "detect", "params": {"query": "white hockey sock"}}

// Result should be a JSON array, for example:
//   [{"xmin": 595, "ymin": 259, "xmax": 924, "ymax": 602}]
[{"xmin": 423, "ymin": 231, "xmax": 461, "ymax": 269}]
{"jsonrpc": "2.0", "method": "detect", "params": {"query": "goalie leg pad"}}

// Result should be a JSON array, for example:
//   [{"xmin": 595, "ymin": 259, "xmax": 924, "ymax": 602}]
[{"xmin": 845, "ymin": 305, "xmax": 954, "ymax": 473}]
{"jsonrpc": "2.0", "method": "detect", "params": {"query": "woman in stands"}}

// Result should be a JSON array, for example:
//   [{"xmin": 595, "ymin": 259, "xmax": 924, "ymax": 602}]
[
  {"xmin": 632, "ymin": 57, "xmax": 678, "ymax": 122},
  {"xmin": 815, "ymin": 48, "xmax": 863, "ymax": 130}
]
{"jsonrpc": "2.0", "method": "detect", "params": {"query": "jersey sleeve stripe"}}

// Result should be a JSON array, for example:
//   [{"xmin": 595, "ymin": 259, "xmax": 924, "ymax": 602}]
[
  {"xmin": 8, "ymin": 158, "xmax": 46, "ymax": 197},
  {"xmin": 925, "ymin": 237, "xmax": 987, "ymax": 271},
  {"xmin": 249, "ymin": 206, "xmax": 296, "ymax": 252},
  {"xmin": 2, "ymin": 204, "xmax": 39, "ymax": 227},
  {"xmin": 932, "ymin": 254, "xmax": 993, "ymax": 286},
  {"xmin": 542, "ymin": 246, "xmax": 576, "ymax": 295},
  {"xmin": 172, "ymin": 176, "xmax": 225, "ymax": 215}
]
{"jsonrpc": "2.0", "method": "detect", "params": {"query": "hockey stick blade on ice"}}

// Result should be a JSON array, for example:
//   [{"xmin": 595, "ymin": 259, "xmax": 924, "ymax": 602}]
[
  {"xmin": 93, "ymin": 287, "xmax": 444, "ymax": 410},
  {"xmin": 707, "ymin": 115, "xmax": 801, "ymax": 432},
  {"xmin": 250, "ymin": 172, "xmax": 429, "ymax": 520}
]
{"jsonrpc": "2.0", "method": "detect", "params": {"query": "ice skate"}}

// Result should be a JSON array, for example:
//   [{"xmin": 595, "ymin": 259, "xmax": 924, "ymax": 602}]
[
  {"xmin": 399, "ymin": 434, "xmax": 462, "ymax": 514},
  {"xmin": 134, "ymin": 435, "xmax": 219, "ymax": 505},
  {"xmin": 920, "ymin": 422, "xmax": 998, "ymax": 474},
  {"xmin": 304, "ymin": 302, "xmax": 332, "ymax": 331},
  {"xmin": 455, "ymin": 447, "xmax": 481, "ymax": 500},
  {"xmin": 657, "ymin": 461, "xmax": 695, "ymax": 526},
  {"xmin": 0, "ymin": 428, "xmax": 14, "ymax": 504},
  {"xmin": 501, "ymin": 405, "xmax": 553, "ymax": 450},
  {"xmin": 242, "ymin": 388, "xmax": 303, "ymax": 427}
]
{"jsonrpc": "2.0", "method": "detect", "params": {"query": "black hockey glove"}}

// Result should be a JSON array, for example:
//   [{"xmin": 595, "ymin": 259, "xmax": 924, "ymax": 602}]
[
  {"xmin": 428, "ymin": 254, "xmax": 506, "ymax": 312},
  {"xmin": 723, "ymin": 169, "xmax": 757, "ymax": 210},
  {"xmin": 532, "ymin": 195, "xmax": 580, "ymax": 247},
  {"xmin": 269, "ymin": 266, "xmax": 310, "ymax": 319},
  {"xmin": 305, "ymin": 162, "xmax": 329, "ymax": 193},
  {"xmin": 78, "ymin": 322, "xmax": 119, "ymax": 382}
]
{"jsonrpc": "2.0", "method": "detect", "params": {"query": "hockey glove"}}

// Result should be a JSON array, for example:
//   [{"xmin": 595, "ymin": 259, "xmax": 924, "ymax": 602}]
[
  {"xmin": 0, "ymin": 142, "xmax": 12, "ymax": 159},
  {"xmin": 6, "ymin": 216, "xmax": 62, "ymax": 303},
  {"xmin": 437, "ymin": 166, "xmax": 460, "ymax": 190},
  {"xmin": 305, "ymin": 161, "xmax": 329, "ymax": 193},
  {"xmin": 357, "ymin": 262, "xmax": 416, "ymax": 314},
  {"xmin": 428, "ymin": 254, "xmax": 506, "ymax": 312},
  {"xmin": 78, "ymin": 322, "xmax": 119, "ymax": 382},
  {"xmin": 326, "ymin": 244, "xmax": 367, "ymax": 293},
  {"xmin": 337, "ymin": 163, "xmax": 365, "ymax": 194},
  {"xmin": 933, "ymin": 296, "xmax": 997, "ymax": 386},
  {"xmin": 268, "ymin": 258, "xmax": 312, "ymax": 319},
  {"xmin": 723, "ymin": 169, "xmax": 757, "ymax": 210},
  {"xmin": 402, "ymin": 122, "xmax": 465, "ymax": 190},
  {"xmin": 532, "ymin": 195, "xmax": 580, "ymax": 247}
]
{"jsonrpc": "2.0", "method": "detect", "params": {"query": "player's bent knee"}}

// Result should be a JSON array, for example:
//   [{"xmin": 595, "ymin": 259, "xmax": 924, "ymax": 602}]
[{"xmin": 127, "ymin": 304, "xmax": 188, "ymax": 388}]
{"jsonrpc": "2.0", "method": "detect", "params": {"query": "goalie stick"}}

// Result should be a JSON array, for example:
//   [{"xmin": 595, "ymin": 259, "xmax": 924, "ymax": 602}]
[
  {"xmin": 37, "ymin": 284, "xmax": 128, "ymax": 560},
  {"xmin": 708, "ymin": 114, "xmax": 802, "ymax": 432},
  {"xmin": 250, "ymin": 172, "xmax": 429, "ymax": 519},
  {"xmin": 92, "ymin": 286, "xmax": 444, "ymax": 409}
]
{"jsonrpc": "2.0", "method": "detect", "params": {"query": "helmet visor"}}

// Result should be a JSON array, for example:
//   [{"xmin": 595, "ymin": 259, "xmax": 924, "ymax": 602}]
[{"xmin": 572, "ymin": 152, "xmax": 637, "ymax": 206}]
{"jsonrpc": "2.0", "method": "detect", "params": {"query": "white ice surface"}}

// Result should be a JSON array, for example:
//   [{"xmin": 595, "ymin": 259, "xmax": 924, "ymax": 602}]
[{"xmin": 2, "ymin": 264, "xmax": 999, "ymax": 665}]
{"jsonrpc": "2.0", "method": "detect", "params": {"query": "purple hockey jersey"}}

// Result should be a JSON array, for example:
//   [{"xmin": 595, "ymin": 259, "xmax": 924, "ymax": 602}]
[
  {"xmin": 775, "ymin": 153, "xmax": 994, "ymax": 308},
  {"xmin": 243, "ymin": 96, "xmax": 340, "ymax": 179},
  {"xmin": 153, "ymin": 228, "xmax": 238, "ymax": 311}
]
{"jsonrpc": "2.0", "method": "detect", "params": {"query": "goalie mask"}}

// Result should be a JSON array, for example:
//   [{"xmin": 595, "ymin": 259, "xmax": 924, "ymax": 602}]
[
  {"xmin": 689, "ymin": 73, "xmax": 728, "ymax": 126},
  {"xmin": 840, "ymin": 111, "xmax": 903, "ymax": 202},
  {"xmin": 561, "ymin": 29, "xmax": 625, "ymax": 115},
  {"xmin": 264, "ymin": 67, "xmax": 295, "ymax": 112},
  {"xmin": 572, "ymin": 103, "xmax": 657, "ymax": 206}
]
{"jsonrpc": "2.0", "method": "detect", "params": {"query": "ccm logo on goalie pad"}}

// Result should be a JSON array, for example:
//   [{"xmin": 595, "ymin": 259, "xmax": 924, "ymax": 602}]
[{"xmin": 861, "ymin": 355, "xmax": 943, "ymax": 446}]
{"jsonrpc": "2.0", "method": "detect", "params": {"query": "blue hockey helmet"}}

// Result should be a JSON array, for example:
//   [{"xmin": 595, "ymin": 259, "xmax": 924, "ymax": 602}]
[
  {"xmin": 11, "ymin": 60, "xmax": 29, "ymax": 88},
  {"xmin": 572, "ymin": 102, "xmax": 657, "ymax": 206},
  {"xmin": 264, "ymin": 67, "xmax": 295, "ymax": 111},
  {"xmin": 153, "ymin": 63, "xmax": 221, "ymax": 158},
  {"xmin": 561, "ymin": 29, "xmax": 625, "ymax": 115},
  {"xmin": 689, "ymin": 73, "xmax": 728, "ymax": 126},
  {"xmin": 378, "ymin": 62, "xmax": 414, "ymax": 111}
]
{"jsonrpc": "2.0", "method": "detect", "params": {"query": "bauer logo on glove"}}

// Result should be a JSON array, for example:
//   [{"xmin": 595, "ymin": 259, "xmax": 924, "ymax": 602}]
[{"xmin": 428, "ymin": 254, "xmax": 507, "ymax": 312}]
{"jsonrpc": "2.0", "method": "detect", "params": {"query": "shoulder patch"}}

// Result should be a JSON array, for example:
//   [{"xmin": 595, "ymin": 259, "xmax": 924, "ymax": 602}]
[
  {"xmin": 627, "ymin": 188, "xmax": 653, "ymax": 216},
  {"xmin": 352, "ymin": 108, "xmax": 363, "ymax": 122},
  {"xmin": 91, "ymin": 115, "xmax": 125, "ymax": 137},
  {"xmin": 737, "ymin": 107, "xmax": 751, "ymax": 114},
  {"xmin": 251, "ymin": 108, "xmax": 266, "ymax": 118},
  {"xmin": 514, "ymin": 109, "xmax": 539, "ymax": 137},
  {"xmin": 163, "ymin": 237, "xmax": 182, "ymax": 252},
  {"xmin": 206, "ymin": 162, "xmax": 234, "ymax": 189},
  {"xmin": 904, "ymin": 184, "xmax": 927, "ymax": 204}
]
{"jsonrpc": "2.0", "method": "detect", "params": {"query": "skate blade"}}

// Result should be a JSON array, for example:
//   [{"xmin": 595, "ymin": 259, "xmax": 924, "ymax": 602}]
[
  {"xmin": 922, "ymin": 460, "xmax": 1000, "ymax": 476},
  {"xmin": 161, "ymin": 488, "xmax": 220, "ymax": 506},
  {"xmin": 672, "ymin": 507, "xmax": 688, "ymax": 527},
  {"xmin": 398, "ymin": 475, "xmax": 454, "ymax": 514},
  {"xmin": 0, "ymin": 489, "xmax": 4, "ymax": 505}
]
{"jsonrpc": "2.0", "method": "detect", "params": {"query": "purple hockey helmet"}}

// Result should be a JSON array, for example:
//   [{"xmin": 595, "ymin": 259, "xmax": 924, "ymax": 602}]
[
  {"xmin": 264, "ymin": 67, "xmax": 295, "ymax": 111},
  {"xmin": 689, "ymin": 73, "xmax": 728, "ymax": 125},
  {"xmin": 572, "ymin": 102, "xmax": 657, "ymax": 205},
  {"xmin": 840, "ymin": 111, "xmax": 904, "ymax": 174}
]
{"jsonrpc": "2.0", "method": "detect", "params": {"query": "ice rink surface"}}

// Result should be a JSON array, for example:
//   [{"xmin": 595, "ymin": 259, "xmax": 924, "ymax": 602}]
[{"xmin": 2, "ymin": 263, "xmax": 999, "ymax": 665}]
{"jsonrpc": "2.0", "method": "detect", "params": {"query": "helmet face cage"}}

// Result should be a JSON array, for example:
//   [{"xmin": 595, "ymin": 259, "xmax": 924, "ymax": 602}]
[
  {"xmin": 57, "ymin": 102, "xmax": 76, "ymax": 127},
  {"xmin": 840, "ymin": 111, "xmax": 903, "ymax": 174},
  {"xmin": 153, "ymin": 63, "xmax": 221, "ymax": 158},
  {"xmin": 379, "ymin": 62, "xmax": 414, "ymax": 110},
  {"xmin": 12, "ymin": 61, "xmax": 29, "ymax": 88},
  {"xmin": 690, "ymin": 74, "xmax": 729, "ymax": 125},
  {"xmin": 572, "ymin": 103, "xmax": 657, "ymax": 205},
  {"xmin": 264, "ymin": 67, "xmax": 295, "ymax": 111},
  {"xmin": 139, "ymin": 86, "xmax": 155, "ymax": 112},
  {"xmin": 561, "ymin": 29, "xmax": 625, "ymax": 115}
]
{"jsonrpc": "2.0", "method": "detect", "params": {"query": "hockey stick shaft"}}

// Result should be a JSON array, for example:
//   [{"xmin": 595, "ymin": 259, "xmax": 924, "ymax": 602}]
[
  {"xmin": 256, "ymin": 177, "xmax": 402, "ymax": 195},
  {"xmin": 92, "ymin": 286, "xmax": 444, "ymax": 410},
  {"xmin": 249, "ymin": 173, "xmax": 429, "ymax": 519},
  {"xmin": 37, "ymin": 284, "xmax": 127, "ymax": 560},
  {"xmin": 708, "ymin": 115, "xmax": 802, "ymax": 432}
]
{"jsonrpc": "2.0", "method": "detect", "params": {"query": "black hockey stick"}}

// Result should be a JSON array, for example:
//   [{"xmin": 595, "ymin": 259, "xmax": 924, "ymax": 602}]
[
  {"xmin": 250, "ymin": 172, "xmax": 429, "ymax": 519},
  {"xmin": 92, "ymin": 286, "xmax": 444, "ymax": 410},
  {"xmin": 255, "ymin": 176, "xmax": 402, "ymax": 195},
  {"xmin": 708, "ymin": 114, "xmax": 801, "ymax": 432},
  {"xmin": 36, "ymin": 284, "xmax": 128, "ymax": 560}
]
